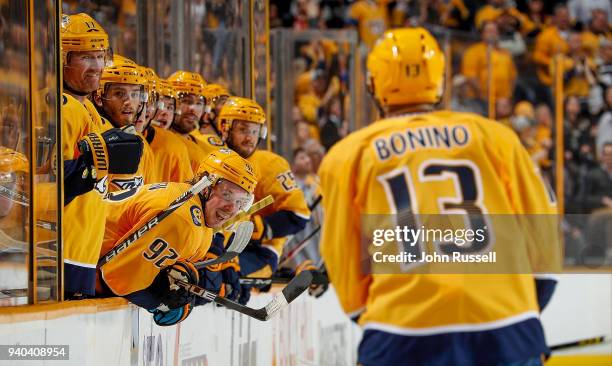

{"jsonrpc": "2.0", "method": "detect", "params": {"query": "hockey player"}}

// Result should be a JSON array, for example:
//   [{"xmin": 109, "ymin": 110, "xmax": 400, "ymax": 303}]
[
  {"xmin": 319, "ymin": 28, "xmax": 560, "ymax": 366},
  {"xmin": 195, "ymin": 83, "xmax": 230, "ymax": 137},
  {"xmin": 91, "ymin": 55, "xmax": 158, "ymax": 191},
  {"xmin": 61, "ymin": 13, "xmax": 143, "ymax": 297},
  {"xmin": 151, "ymin": 77, "xmax": 176, "ymax": 130},
  {"xmin": 139, "ymin": 68, "xmax": 193, "ymax": 183},
  {"xmin": 218, "ymin": 97, "xmax": 310, "ymax": 278},
  {"xmin": 98, "ymin": 148, "xmax": 257, "ymax": 326},
  {"xmin": 167, "ymin": 71, "xmax": 211, "ymax": 172}
]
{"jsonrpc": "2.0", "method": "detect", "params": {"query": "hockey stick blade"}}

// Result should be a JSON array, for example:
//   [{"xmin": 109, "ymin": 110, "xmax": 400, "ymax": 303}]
[
  {"xmin": 178, "ymin": 270, "xmax": 313, "ymax": 321},
  {"xmin": 195, "ymin": 221, "xmax": 254, "ymax": 269},
  {"xmin": 98, "ymin": 176, "xmax": 213, "ymax": 266}
]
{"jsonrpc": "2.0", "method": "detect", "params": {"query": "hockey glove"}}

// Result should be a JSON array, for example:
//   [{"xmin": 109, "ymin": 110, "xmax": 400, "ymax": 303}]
[
  {"xmin": 237, "ymin": 279, "xmax": 252, "ymax": 305},
  {"xmin": 150, "ymin": 261, "xmax": 199, "ymax": 309},
  {"xmin": 250, "ymin": 215, "xmax": 269, "ymax": 244},
  {"xmin": 199, "ymin": 233, "xmax": 243, "ymax": 302},
  {"xmin": 194, "ymin": 267, "xmax": 222, "ymax": 306},
  {"xmin": 148, "ymin": 303, "xmax": 193, "ymax": 327},
  {"xmin": 77, "ymin": 126, "xmax": 144, "ymax": 180}
]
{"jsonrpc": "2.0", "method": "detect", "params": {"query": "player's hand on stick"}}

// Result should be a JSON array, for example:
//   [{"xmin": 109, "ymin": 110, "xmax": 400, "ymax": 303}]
[{"xmin": 150, "ymin": 261, "xmax": 199, "ymax": 309}]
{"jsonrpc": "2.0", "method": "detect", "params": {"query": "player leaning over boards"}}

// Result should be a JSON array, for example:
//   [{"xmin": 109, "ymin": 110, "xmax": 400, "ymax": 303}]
[
  {"xmin": 97, "ymin": 149, "xmax": 257, "ymax": 326},
  {"xmin": 218, "ymin": 97, "xmax": 310, "ymax": 278},
  {"xmin": 61, "ymin": 13, "xmax": 143, "ymax": 298},
  {"xmin": 91, "ymin": 55, "xmax": 158, "ymax": 191},
  {"xmin": 319, "ymin": 28, "xmax": 560, "ymax": 366}
]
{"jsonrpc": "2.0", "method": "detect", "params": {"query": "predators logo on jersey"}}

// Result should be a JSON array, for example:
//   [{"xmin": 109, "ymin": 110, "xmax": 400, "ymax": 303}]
[{"xmin": 190, "ymin": 205, "xmax": 203, "ymax": 226}]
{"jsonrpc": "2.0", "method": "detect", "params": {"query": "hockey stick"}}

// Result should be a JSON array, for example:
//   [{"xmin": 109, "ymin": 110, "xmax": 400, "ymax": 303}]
[
  {"xmin": 177, "ymin": 270, "xmax": 313, "ymax": 321},
  {"xmin": 278, "ymin": 225, "xmax": 321, "ymax": 267},
  {"xmin": 220, "ymin": 195, "xmax": 274, "ymax": 230},
  {"xmin": 194, "ymin": 221, "xmax": 254, "ymax": 269},
  {"xmin": 98, "ymin": 176, "xmax": 213, "ymax": 267},
  {"xmin": 239, "ymin": 270, "xmax": 328, "ymax": 287},
  {"xmin": 308, "ymin": 194, "xmax": 322, "ymax": 211},
  {"xmin": 550, "ymin": 336, "xmax": 606, "ymax": 351}
]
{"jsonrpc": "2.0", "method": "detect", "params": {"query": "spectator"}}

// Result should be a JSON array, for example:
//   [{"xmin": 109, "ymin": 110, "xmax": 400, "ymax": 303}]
[
  {"xmin": 346, "ymin": 0, "xmax": 388, "ymax": 49},
  {"xmin": 292, "ymin": 0, "xmax": 320, "ymax": 30},
  {"xmin": 461, "ymin": 21, "xmax": 517, "ymax": 100},
  {"xmin": 564, "ymin": 95, "xmax": 595, "ymax": 168},
  {"xmin": 564, "ymin": 32, "xmax": 597, "ymax": 98},
  {"xmin": 319, "ymin": 96, "xmax": 347, "ymax": 151},
  {"xmin": 581, "ymin": 142, "xmax": 612, "ymax": 261},
  {"xmin": 302, "ymin": 138, "xmax": 325, "ymax": 174},
  {"xmin": 450, "ymin": 74, "xmax": 487, "ymax": 115},
  {"xmin": 418, "ymin": 0, "xmax": 470, "ymax": 29},
  {"xmin": 295, "ymin": 120, "xmax": 313, "ymax": 148},
  {"xmin": 495, "ymin": 97, "xmax": 513, "ymax": 126},
  {"xmin": 568, "ymin": 0, "xmax": 612, "ymax": 28},
  {"xmin": 594, "ymin": 39, "xmax": 612, "ymax": 87},
  {"xmin": 534, "ymin": 103, "xmax": 554, "ymax": 169},
  {"xmin": 595, "ymin": 85, "xmax": 612, "ymax": 154},
  {"xmin": 474, "ymin": 0, "xmax": 507, "ymax": 30},
  {"xmin": 292, "ymin": 147, "xmax": 319, "ymax": 199},
  {"xmin": 533, "ymin": 4, "xmax": 572, "ymax": 86},
  {"xmin": 581, "ymin": 142, "xmax": 612, "ymax": 212},
  {"xmin": 525, "ymin": 0, "xmax": 549, "ymax": 37},
  {"xmin": 497, "ymin": 9, "xmax": 528, "ymax": 56},
  {"xmin": 581, "ymin": 9, "xmax": 611, "ymax": 58}
]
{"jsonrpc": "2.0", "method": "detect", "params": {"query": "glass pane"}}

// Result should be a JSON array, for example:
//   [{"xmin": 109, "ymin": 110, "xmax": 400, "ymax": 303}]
[
  {"xmin": 271, "ymin": 29, "xmax": 358, "ymax": 159},
  {"xmin": 32, "ymin": 0, "xmax": 60, "ymax": 302},
  {"xmin": 0, "ymin": 0, "xmax": 31, "ymax": 305},
  {"xmin": 186, "ymin": 0, "xmax": 248, "ymax": 96},
  {"xmin": 253, "ymin": 0, "xmax": 267, "ymax": 111}
]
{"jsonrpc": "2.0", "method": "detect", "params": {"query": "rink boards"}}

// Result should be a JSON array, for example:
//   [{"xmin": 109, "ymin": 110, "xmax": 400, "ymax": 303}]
[{"xmin": 0, "ymin": 274, "xmax": 610, "ymax": 365}]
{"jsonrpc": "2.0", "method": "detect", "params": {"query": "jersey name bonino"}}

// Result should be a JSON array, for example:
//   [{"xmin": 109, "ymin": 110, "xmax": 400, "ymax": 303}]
[{"xmin": 373, "ymin": 124, "xmax": 470, "ymax": 161}]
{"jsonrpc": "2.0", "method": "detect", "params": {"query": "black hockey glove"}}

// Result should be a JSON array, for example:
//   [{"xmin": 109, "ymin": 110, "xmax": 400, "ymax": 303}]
[
  {"xmin": 149, "ymin": 261, "xmax": 199, "ymax": 309},
  {"xmin": 77, "ymin": 126, "xmax": 144, "ymax": 180}
]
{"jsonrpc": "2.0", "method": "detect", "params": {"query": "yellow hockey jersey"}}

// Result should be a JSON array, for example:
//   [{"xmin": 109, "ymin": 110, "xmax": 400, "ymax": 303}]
[
  {"xmin": 190, "ymin": 132, "xmax": 226, "ymax": 155},
  {"xmin": 247, "ymin": 150, "xmax": 310, "ymax": 259},
  {"xmin": 177, "ymin": 133, "xmax": 207, "ymax": 173},
  {"xmin": 62, "ymin": 93, "xmax": 112, "ymax": 295},
  {"xmin": 145, "ymin": 126, "xmax": 193, "ymax": 183},
  {"xmin": 319, "ymin": 111, "xmax": 560, "ymax": 333},
  {"xmin": 99, "ymin": 182, "xmax": 212, "ymax": 296},
  {"xmin": 348, "ymin": 0, "xmax": 388, "ymax": 49}
]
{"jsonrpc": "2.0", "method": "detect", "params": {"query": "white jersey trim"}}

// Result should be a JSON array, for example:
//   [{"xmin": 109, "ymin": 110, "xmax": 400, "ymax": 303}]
[
  {"xmin": 533, "ymin": 273, "xmax": 558, "ymax": 281},
  {"xmin": 64, "ymin": 258, "xmax": 97, "ymax": 268},
  {"xmin": 293, "ymin": 211, "xmax": 311, "ymax": 220},
  {"xmin": 362, "ymin": 311, "xmax": 540, "ymax": 336},
  {"xmin": 261, "ymin": 244, "xmax": 280, "ymax": 262}
]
